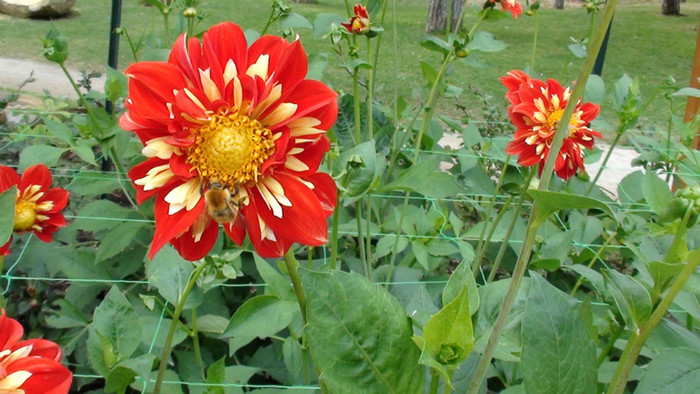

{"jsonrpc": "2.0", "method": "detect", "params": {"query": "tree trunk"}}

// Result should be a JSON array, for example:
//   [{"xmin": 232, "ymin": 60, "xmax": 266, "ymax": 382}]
[
  {"xmin": 426, "ymin": 0, "xmax": 465, "ymax": 34},
  {"xmin": 662, "ymin": 0, "xmax": 681, "ymax": 15},
  {"xmin": 554, "ymin": 0, "xmax": 565, "ymax": 9}
]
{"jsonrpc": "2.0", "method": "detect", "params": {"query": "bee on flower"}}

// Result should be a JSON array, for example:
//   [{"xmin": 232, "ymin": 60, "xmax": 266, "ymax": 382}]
[
  {"xmin": 121, "ymin": 22, "xmax": 338, "ymax": 260},
  {"xmin": 0, "ymin": 164, "xmax": 69, "ymax": 255},
  {"xmin": 500, "ymin": 70, "xmax": 602, "ymax": 180},
  {"xmin": 0, "ymin": 309, "xmax": 73, "ymax": 393},
  {"xmin": 342, "ymin": 4, "xmax": 371, "ymax": 34}
]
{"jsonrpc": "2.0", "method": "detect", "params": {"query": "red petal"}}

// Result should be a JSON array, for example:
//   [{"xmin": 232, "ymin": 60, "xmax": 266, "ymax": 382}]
[
  {"xmin": 0, "ymin": 309, "xmax": 23, "ymax": 351},
  {"xmin": 20, "ymin": 164, "xmax": 51, "ymax": 193},
  {"xmin": 202, "ymin": 22, "xmax": 248, "ymax": 82},
  {"xmin": 42, "ymin": 188, "xmax": 69, "ymax": 213},
  {"xmin": 149, "ymin": 195, "xmax": 205, "ymax": 259},
  {"xmin": 0, "ymin": 238, "xmax": 10, "ymax": 256},
  {"xmin": 6, "ymin": 357, "xmax": 72, "ymax": 394},
  {"xmin": 0, "ymin": 165, "xmax": 20, "ymax": 191},
  {"xmin": 127, "ymin": 158, "xmax": 172, "ymax": 204},
  {"xmin": 267, "ymin": 80, "xmax": 337, "ymax": 129},
  {"xmin": 171, "ymin": 220, "xmax": 219, "ymax": 261},
  {"xmin": 14, "ymin": 338, "xmax": 62, "ymax": 361},
  {"xmin": 289, "ymin": 136, "xmax": 331, "ymax": 176},
  {"xmin": 302, "ymin": 172, "xmax": 337, "ymax": 216},
  {"xmin": 124, "ymin": 62, "xmax": 187, "ymax": 104}
]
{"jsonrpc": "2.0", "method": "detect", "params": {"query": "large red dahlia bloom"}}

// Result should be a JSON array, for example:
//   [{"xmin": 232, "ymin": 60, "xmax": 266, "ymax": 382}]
[
  {"xmin": 0, "ymin": 164, "xmax": 69, "ymax": 255},
  {"xmin": 0, "ymin": 310, "xmax": 73, "ymax": 393},
  {"xmin": 121, "ymin": 22, "xmax": 338, "ymax": 260},
  {"xmin": 501, "ymin": 70, "xmax": 602, "ymax": 180}
]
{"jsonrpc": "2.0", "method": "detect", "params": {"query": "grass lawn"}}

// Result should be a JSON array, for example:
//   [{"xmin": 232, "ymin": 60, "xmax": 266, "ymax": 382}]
[{"xmin": 0, "ymin": 0, "xmax": 698, "ymax": 135}]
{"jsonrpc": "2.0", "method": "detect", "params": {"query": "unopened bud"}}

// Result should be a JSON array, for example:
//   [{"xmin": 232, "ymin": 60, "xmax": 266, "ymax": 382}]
[{"xmin": 183, "ymin": 7, "xmax": 197, "ymax": 17}]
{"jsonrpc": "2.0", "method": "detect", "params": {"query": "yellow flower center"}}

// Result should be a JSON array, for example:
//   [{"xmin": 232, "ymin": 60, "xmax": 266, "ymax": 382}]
[
  {"xmin": 186, "ymin": 113, "xmax": 276, "ymax": 189},
  {"xmin": 545, "ymin": 108, "xmax": 564, "ymax": 131},
  {"xmin": 13, "ymin": 199, "xmax": 37, "ymax": 232}
]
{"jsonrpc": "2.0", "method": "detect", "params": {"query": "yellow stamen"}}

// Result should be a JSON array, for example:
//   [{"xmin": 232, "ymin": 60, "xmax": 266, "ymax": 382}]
[
  {"xmin": 13, "ymin": 199, "xmax": 37, "ymax": 232},
  {"xmin": 186, "ymin": 113, "xmax": 276, "ymax": 189}
]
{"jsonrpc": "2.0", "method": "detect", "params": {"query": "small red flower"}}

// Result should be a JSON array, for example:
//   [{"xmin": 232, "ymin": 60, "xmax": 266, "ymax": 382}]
[
  {"xmin": 491, "ymin": 0, "xmax": 523, "ymax": 19},
  {"xmin": 0, "ymin": 309, "xmax": 73, "ymax": 393},
  {"xmin": 501, "ymin": 70, "xmax": 602, "ymax": 180},
  {"xmin": 0, "ymin": 164, "xmax": 69, "ymax": 255},
  {"xmin": 342, "ymin": 4, "xmax": 370, "ymax": 34},
  {"xmin": 122, "ymin": 22, "xmax": 338, "ymax": 260}
]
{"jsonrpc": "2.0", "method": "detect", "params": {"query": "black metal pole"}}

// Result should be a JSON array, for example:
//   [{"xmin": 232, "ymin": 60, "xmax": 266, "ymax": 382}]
[
  {"xmin": 106, "ymin": 0, "xmax": 122, "ymax": 115},
  {"xmin": 592, "ymin": 15, "xmax": 613, "ymax": 76}
]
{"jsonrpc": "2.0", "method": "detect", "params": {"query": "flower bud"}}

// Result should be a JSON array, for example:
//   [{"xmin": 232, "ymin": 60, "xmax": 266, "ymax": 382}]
[{"xmin": 183, "ymin": 7, "xmax": 197, "ymax": 17}]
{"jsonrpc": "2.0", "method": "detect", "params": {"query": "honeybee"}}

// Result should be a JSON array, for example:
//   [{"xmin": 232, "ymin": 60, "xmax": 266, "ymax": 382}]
[{"xmin": 204, "ymin": 182, "xmax": 245, "ymax": 224}]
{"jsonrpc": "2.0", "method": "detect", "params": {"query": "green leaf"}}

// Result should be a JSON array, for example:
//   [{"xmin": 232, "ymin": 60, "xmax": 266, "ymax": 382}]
[
  {"xmin": 95, "ymin": 222, "xmax": 147, "ymax": 263},
  {"xmin": 0, "ymin": 186, "xmax": 16, "ymax": 247},
  {"xmin": 18, "ymin": 145, "xmax": 66, "ymax": 171},
  {"xmin": 375, "ymin": 235, "xmax": 409, "ymax": 258},
  {"xmin": 468, "ymin": 31, "xmax": 507, "ymax": 53},
  {"xmin": 195, "ymin": 314, "xmax": 229, "ymax": 334},
  {"xmin": 279, "ymin": 12, "xmax": 313, "ymax": 30},
  {"xmin": 71, "ymin": 145, "xmax": 97, "ymax": 165},
  {"xmin": 420, "ymin": 35, "xmax": 451, "ymax": 56},
  {"xmin": 205, "ymin": 358, "xmax": 226, "ymax": 394},
  {"xmin": 221, "ymin": 295, "xmax": 298, "ymax": 341},
  {"xmin": 420, "ymin": 61, "xmax": 438, "ymax": 86},
  {"xmin": 67, "ymin": 170, "xmax": 121, "ymax": 196},
  {"xmin": 313, "ymin": 13, "xmax": 345, "ymax": 38},
  {"xmin": 521, "ymin": 272, "xmax": 596, "ymax": 394},
  {"xmin": 672, "ymin": 87, "xmax": 700, "ymax": 98},
  {"xmin": 254, "ymin": 255, "xmax": 295, "ymax": 301},
  {"xmin": 378, "ymin": 157, "xmax": 465, "ymax": 199},
  {"xmin": 146, "ymin": 246, "xmax": 203, "ymax": 309},
  {"xmin": 603, "ymin": 269, "xmax": 653, "ymax": 329},
  {"xmin": 105, "ymin": 366, "xmax": 136, "ymax": 393},
  {"xmin": 584, "ymin": 74, "xmax": 605, "ymax": 105},
  {"xmin": 412, "ymin": 241, "xmax": 430, "ymax": 270},
  {"xmin": 641, "ymin": 171, "xmax": 672, "ymax": 215},
  {"xmin": 335, "ymin": 140, "xmax": 384, "ymax": 204},
  {"xmin": 71, "ymin": 200, "xmax": 139, "ymax": 233},
  {"xmin": 105, "ymin": 66, "xmax": 128, "ymax": 102},
  {"xmin": 283, "ymin": 337, "xmax": 303, "ymax": 385},
  {"xmin": 43, "ymin": 118, "xmax": 74, "ymax": 143},
  {"xmin": 415, "ymin": 285, "xmax": 473, "ymax": 383},
  {"xmin": 442, "ymin": 258, "xmax": 479, "ymax": 315},
  {"xmin": 528, "ymin": 189, "xmax": 613, "ymax": 225},
  {"xmin": 92, "ymin": 286, "xmax": 141, "ymax": 362},
  {"xmin": 636, "ymin": 348, "xmax": 700, "ymax": 393},
  {"xmin": 301, "ymin": 269, "xmax": 424, "ymax": 394}
]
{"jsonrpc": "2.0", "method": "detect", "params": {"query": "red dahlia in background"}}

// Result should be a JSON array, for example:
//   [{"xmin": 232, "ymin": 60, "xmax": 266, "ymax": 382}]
[
  {"xmin": 491, "ymin": 0, "xmax": 523, "ymax": 19},
  {"xmin": 121, "ymin": 22, "xmax": 338, "ymax": 260},
  {"xmin": 342, "ymin": 4, "xmax": 370, "ymax": 34},
  {"xmin": 500, "ymin": 70, "xmax": 602, "ymax": 180},
  {"xmin": 0, "ymin": 309, "xmax": 73, "ymax": 393},
  {"xmin": 0, "ymin": 164, "xmax": 69, "ymax": 255}
]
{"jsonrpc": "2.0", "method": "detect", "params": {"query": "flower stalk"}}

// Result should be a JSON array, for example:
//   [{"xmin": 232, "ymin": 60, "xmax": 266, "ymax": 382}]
[
  {"xmin": 466, "ymin": 0, "xmax": 619, "ymax": 391},
  {"xmin": 154, "ymin": 260, "xmax": 209, "ymax": 394},
  {"xmin": 284, "ymin": 250, "xmax": 308, "ymax": 324}
]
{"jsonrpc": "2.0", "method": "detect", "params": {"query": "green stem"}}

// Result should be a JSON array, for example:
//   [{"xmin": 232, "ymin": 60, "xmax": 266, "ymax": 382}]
[
  {"xmin": 472, "ymin": 156, "xmax": 512, "ymax": 276},
  {"xmin": 607, "ymin": 249, "xmax": 700, "ymax": 393},
  {"xmin": 58, "ymin": 63, "xmax": 138, "ymax": 210},
  {"xmin": 353, "ymin": 69, "xmax": 362, "ymax": 144},
  {"xmin": 570, "ymin": 231, "xmax": 616, "ymax": 295},
  {"xmin": 530, "ymin": 12, "xmax": 539, "ymax": 70},
  {"xmin": 596, "ymin": 325, "xmax": 623, "ymax": 367},
  {"xmin": 190, "ymin": 309, "xmax": 205, "ymax": 379},
  {"xmin": 473, "ymin": 195, "xmax": 514, "ymax": 276},
  {"xmin": 284, "ymin": 250, "xmax": 307, "ymax": 324},
  {"xmin": 186, "ymin": 15, "xmax": 195, "ymax": 39},
  {"xmin": 586, "ymin": 131, "xmax": 623, "ymax": 196},
  {"xmin": 154, "ymin": 261, "xmax": 209, "ymax": 394},
  {"xmin": 467, "ymin": 2, "xmax": 619, "ymax": 391},
  {"xmin": 356, "ymin": 199, "xmax": 368, "ymax": 277},
  {"xmin": 365, "ymin": 194, "xmax": 373, "ymax": 277},
  {"xmin": 162, "ymin": 9, "xmax": 170, "ymax": 46},
  {"xmin": 487, "ymin": 169, "xmax": 536, "ymax": 283},
  {"xmin": 329, "ymin": 192, "xmax": 340, "ymax": 270},
  {"xmin": 122, "ymin": 28, "xmax": 140, "ymax": 63},
  {"xmin": 260, "ymin": 6, "xmax": 276, "ymax": 36},
  {"xmin": 366, "ymin": 37, "xmax": 374, "ymax": 140},
  {"xmin": 429, "ymin": 369, "xmax": 440, "ymax": 394}
]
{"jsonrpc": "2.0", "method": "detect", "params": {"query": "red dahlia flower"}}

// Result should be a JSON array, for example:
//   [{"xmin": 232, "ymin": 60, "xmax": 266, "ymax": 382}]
[
  {"xmin": 0, "ymin": 164, "xmax": 69, "ymax": 255},
  {"xmin": 0, "ymin": 310, "xmax": 72, "ymax": 393},
  {"xmin": 342, "ymin": 4, "xmax": 370, "ymax": 34},
  {"xmin": 491, "ymin": 0, "xmax": 523, "ymax": 19},
  {"xmin": 121, "ymin": 22, "xmax": 338, "ymax": 260},
  {"xmin": 501, "ymin": 70, "xmax": 602, "ymax": 180}
]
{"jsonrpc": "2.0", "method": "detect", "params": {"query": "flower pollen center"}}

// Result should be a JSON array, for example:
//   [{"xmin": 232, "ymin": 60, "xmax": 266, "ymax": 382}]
[
  {"xmin": 545, "ymin": 108, "xmax": 564, "ymax": 131},
  {"xmin": 187, "ymin": 113, "xmax": 276, "ymax": 189},
  {"xmin": 14, "ymin": 199, "xmax": 37, "ymax": 232}
]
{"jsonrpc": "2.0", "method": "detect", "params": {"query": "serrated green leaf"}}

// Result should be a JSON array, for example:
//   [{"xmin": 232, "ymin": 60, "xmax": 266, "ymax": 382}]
[
  {"xmin": 67, "ymin": 170, "xmax": 121, "ymax": 196},
  {"xmin": 222, "ymin": 295, "xmax": 298, "ymax": 340},
  {"xmin": 377, "ymin": 157, "xmax": 465, "ymax": 199},
  {"xmin": 72, "ymin": 145, "xmax": 97, "ymax": 165},
  {"xmin": 18, "ymin": 145, "xmax": 66, "ymax": 171},
  {"xmin": 105, "ymin": 66, "xmax": 128, "ymax": 102},
  {"xmin": 254, "ymin": 255, "xmax": 294, "ymax": 300},
  {"xmin": 529, "ymin": 189, "xmax": 613, "ymax": 225},
  {"xmin": 603, "ymin": 269, "xmax": 653, "ymax": 329},
  {"xmin": 641, "ymin": 171, "xmax": 672, "ymax": 215},
  {"xmin": 301, "ymin": 269, "xmax": 424, "ymax": 394},
  {"xmin": 43, "ymin": 118, "xmax": 74, "ymax": 143},
  {"xmin": 146, "ymin": 246, "xmax": 203, "ymax": 309},
  {"xmin": 521, "ymin": 272, "xmax": 596, "ymax": 394},
  {"xmin": 95, "ymin": 222, "xmax": 147, "ymax": 263},
  {"xmin": 636, "ymin": 348, "xmax": 700, "ymax": 393},
  {"xmin": 0, "ymin": 186, "xmax": 16, "ymax": 247},
  {"xmin": 92, "ymin": 286, "xmax": 141, "ymax": 361}
]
